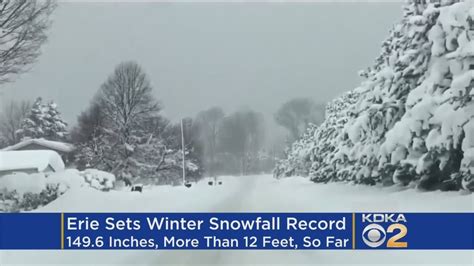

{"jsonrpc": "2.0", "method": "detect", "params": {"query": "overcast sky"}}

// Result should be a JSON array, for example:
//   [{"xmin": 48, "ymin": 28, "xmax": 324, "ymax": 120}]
[{"xmin": 0, "ymin": 1, "xmax": 402, "ymax": 140}]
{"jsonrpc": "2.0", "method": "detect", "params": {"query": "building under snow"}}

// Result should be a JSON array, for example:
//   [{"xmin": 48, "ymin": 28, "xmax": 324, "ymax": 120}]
[
  {"xmin": 2, "ymin": 138, "xmax": 75, "ymax": 164},
  {"xmin": 0, "ymin": 150, "xmax": 65, "ymax": 176}
]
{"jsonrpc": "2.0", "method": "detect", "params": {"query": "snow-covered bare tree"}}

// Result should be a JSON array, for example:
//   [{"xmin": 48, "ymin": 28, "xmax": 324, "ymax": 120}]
[
  {"xmin": 218, "ymin": 110, "xmax": 265, "ymax": 175},
  {"xmin": 194, "ymin": 107, "xmax": 224, "ymax": 177},
  {"xmin": 98, "ymin": 61, "xmax": 160, "ymax": 152},
  {"xmin": 74, "ymin": 61, "xmax": 201, "ymax": 185},
  {"xmin": 71, "ymin": 100, "xmax": 104, "ymax": 144},
  {"xmin": 0, "ymin": 133, "xmax": 7, "ymax": 148},
  {"xmin": 274, "ymin": 98, "xmax": 325, "ymax": 141},
  {"xmin": 0, "ymin": 0, "xmax": 56, "ymax": 83},
  {"xmin": 0, "ymin": 100, "xmax": 31, "ymax": 145}
]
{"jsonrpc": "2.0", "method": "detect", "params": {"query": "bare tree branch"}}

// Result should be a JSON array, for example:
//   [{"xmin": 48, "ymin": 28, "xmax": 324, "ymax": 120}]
[
  {"xmin": 0, "ymin": 0, "xmax": 56, "ymax": 84},
  {"xmin": 98, "ymin": 61, "xmax": 161, "ymax": 147}
]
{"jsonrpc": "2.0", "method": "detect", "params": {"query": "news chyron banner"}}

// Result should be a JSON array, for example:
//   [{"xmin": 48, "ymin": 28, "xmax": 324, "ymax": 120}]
[{"xmin": 0, "ymin": 213, "xmax": 472, "ymax": 250}]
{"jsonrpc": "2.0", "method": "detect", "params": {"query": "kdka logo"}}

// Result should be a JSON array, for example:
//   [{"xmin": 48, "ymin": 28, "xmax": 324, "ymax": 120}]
[{"xmin": 361, "ymin": 213, "xmax": 408, "ymax": 248}]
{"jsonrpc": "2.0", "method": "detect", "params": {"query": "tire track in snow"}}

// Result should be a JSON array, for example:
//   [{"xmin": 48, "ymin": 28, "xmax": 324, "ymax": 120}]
[{"xmin": 126, "ymin": 175, "xmax": 259, "ymax": 265}]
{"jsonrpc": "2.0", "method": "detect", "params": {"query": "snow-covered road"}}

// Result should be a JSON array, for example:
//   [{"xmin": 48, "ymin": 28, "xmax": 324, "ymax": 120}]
[{"xmin": 1, "ymin": 175, "xmax": 473, "ymax": 265}]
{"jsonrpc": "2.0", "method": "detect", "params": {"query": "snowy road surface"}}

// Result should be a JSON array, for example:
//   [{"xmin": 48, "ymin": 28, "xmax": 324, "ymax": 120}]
[{"xmin": 1, "ymin": 175, "xmax": 473, "ymax": 265}]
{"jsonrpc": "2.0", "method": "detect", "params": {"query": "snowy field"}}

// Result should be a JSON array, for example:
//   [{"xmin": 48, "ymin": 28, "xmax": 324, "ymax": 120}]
[{"xmin": 1, "ymin": 174, "xmax": 473, "ymax": 265}]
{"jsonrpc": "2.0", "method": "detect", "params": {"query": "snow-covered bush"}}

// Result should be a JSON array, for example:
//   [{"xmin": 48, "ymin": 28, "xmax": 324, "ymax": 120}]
[
  {"xmin": 16, "ymin": 186, "xmax": 61, "ymax": 211},
  {"xmin": 79, "ymin": 169, "xmax": 115, "ymax": 191},
  {"xmin": 0, "ymin": 172, "xmax": 59, "ymax": 212},
  {"xmin": 275, "ymin": 0, "xmax": 474, "ymax": 192},
  {"xmin": 47, "ymin": 169, "xmax": 87, "ymax": 193},
  {"xmin": 0, "ymin": 168, "xmax": 116, "ymax": 211}
]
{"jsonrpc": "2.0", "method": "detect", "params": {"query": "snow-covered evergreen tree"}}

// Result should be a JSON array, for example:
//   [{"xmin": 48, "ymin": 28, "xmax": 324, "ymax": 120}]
[
  {"xmin": 16, "ymin": 97, "xmax": 68, "ymax": 141},
  {"xmin": 330, "ymin": 0, "xmax": 440, "ymax": 186},
  {"xmin": 274, "ymin": 123, "xmax": 318, "ymax": 178},
  {"xmin": 274, "ymin": 90, "xmax": 360, "ymax": 180},
  {"xmin": 276, "ymin": 0, "xmax": 474, "ymax": 192},
  {"xmin": 44, "ymin": 102, "xmax": 68, "ymax": 140}
]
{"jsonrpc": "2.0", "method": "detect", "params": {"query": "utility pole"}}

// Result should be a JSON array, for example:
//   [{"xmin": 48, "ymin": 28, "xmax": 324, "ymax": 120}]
[{"xmin": 181, "ymin": 119, "xmax": 186, "ymax": 185}]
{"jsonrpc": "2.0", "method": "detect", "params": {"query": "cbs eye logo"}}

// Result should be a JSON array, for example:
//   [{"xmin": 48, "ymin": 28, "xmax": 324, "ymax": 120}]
[
  {"xmin": 362, "ymin": 224, "xmax": 387, "ymax": 248},
  {"xmin": 361, "ymin": 214, "xmax": 408, "ymax": 248}
]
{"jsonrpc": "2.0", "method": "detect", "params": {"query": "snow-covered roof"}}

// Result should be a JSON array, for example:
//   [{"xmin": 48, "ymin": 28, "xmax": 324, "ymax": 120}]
[
  {"xmin": 2, "ymin": 138, "xmax": 75, "ymax": 153},
  {"xmin": 0, "ymin": 150, "xmax": 65, "ymax": 173}
]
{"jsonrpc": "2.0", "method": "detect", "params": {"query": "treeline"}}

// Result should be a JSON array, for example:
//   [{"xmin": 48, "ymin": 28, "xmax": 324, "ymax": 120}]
[
  {"xmin": 70, "ymin": 61, "xmax": 278, "ymax": 183},
  {"xmin": 190, "ymin": 97, "xmax": 325, "ymax": 177},
  {"xmin": 0, "ymin": 61, "xmax": 279, "ymax": 185},
  {"xmin": 0, "ymin": 58, "xmax": 326, "ymax": 185},
  {"xmin": 192, "ymin": 107, "xmax": 275, "ymax": 177}
]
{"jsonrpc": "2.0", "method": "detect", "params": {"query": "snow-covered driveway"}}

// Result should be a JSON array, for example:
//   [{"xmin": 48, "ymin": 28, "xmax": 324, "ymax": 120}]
[{"xmin": 1, "ymin": 175, "xmax": 473, "ymax": 265}]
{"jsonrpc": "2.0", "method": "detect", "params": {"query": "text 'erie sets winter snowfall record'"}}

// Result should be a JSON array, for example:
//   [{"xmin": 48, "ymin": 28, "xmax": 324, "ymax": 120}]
[{"xmin": 64, "ymin": 213, "xmax": 352, "ymax": 250}]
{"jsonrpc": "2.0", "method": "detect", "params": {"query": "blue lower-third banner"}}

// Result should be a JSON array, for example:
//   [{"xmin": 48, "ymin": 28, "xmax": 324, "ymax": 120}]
[{"xmin": 0, "ymin": 213, "xmax": 472, "ymax": 250}]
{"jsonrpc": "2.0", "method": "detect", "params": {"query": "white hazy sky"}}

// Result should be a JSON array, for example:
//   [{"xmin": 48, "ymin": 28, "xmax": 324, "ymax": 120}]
[{"xmin": 1, "ymin": 1, "xmax": 402, "ymax": 139}]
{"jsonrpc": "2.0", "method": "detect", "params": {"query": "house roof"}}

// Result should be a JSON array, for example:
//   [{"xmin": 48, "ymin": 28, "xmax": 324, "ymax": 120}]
[
  {"xmin": 2, "ymin": 138, "xmax": 75, "ymax": 153},
  {"xmin": 0, "ymin": 150, "xmax": 65, "ymax": 173}
]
